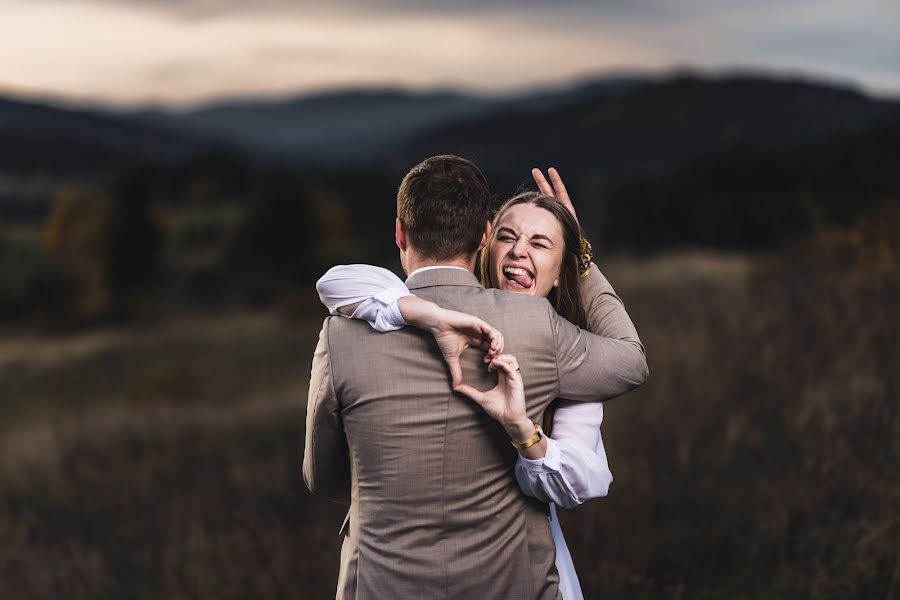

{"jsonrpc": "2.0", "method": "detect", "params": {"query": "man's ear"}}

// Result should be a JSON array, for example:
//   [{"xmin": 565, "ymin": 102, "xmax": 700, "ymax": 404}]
[
  {"xmin": 477, "ymin": 220, "xmax": 492, "ymax": 252},
  {"xmin": 395, "ymin": 218, "xmax": 407, "ymax": 251}
]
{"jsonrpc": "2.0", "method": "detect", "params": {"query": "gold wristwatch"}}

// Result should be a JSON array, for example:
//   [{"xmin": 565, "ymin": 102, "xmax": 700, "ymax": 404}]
[{"xmin": 510, "ymin": 422, "xmax": 544, "ymax": 450}]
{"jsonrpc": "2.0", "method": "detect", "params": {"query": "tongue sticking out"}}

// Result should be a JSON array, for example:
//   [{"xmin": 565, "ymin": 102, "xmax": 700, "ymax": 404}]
[{"xmin": 506, "ymin": 270, "xmax": 534, "ymax": 288}]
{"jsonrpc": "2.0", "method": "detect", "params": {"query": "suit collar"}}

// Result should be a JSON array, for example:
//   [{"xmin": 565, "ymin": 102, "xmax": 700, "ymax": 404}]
[{"xmin": 405, "ymin": 266, "xmax": 483, "ymax": 290}]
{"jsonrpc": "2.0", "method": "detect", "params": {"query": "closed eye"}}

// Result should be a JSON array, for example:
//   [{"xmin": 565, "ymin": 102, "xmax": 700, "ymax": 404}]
[{"xmin": 497, "ymin": 235, "xmax": 516, "ymax": 242}]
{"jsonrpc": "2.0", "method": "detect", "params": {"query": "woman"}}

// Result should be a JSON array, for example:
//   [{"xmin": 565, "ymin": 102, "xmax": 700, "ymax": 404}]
[{"xmin": 317, "ymin": 168, "xmax": 646, "ymax": 599}]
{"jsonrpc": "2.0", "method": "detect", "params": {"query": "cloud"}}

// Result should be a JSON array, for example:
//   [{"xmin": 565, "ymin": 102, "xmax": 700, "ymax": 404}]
[
  {"xmin": 55, "ymin": 0, "xmax": 644, "ymax": 19},
  {"xmin": 2, "ymin": 0, "xmax": 898, "ymax": 104},
  {"xmin": 13, "ymin": 0, "xmax": 840, "ymax": 25}
]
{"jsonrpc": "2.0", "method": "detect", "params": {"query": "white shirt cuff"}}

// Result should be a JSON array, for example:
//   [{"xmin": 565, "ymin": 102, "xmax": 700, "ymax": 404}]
[
  {"xmin": 517, "ymin": 437, "xmax": 561, "ymax": 474},
  {"xmin": 380, "ymin": 300, "xmax": 407, "ymax": 328},
  {"xmin": 345, "ymin": 289, "xmax": 411, "ymax": 332},
  {"xmin": 371, "ymin": 286, "xmax": 411, "ymax": 307},
  {"xmin": 374, "ymin": 289, "xmax": 410, "ymax": 328}
]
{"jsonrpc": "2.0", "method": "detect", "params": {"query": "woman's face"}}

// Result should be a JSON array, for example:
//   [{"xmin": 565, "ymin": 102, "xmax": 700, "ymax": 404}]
[{"xmin": 488, "ymin": 203, "xmax": 565, "ymax": 298}]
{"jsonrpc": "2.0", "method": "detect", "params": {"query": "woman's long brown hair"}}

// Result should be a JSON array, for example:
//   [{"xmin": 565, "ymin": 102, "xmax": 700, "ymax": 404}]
[{"xmin": 477, "ymin": 192, "xmax": 588, "ymax": 435}]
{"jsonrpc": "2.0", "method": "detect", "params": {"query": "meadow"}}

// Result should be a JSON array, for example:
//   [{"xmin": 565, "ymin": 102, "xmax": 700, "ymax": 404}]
[{"xmin": 1, "ymin": 212, "xmax": 897, "ymax": 598}]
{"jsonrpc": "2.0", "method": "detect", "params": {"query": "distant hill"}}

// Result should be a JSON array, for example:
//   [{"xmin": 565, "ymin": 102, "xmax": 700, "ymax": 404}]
[
  {"xmin": 144, "ymin": 73, "xmax": 900, "ymax": 188},
  {"xmin": 599, "ymin": 118, "xmax": 900, "ymax": 250},
  {"xmin": 145, "ymin": 77, "xmax": 651, "ymax": 162},
  {"xmin": 391, "ymin": 74, "xmax": 900, "ymax": 188},
  {"xmin": 5, "ymin": 72, "xmax": 900, "ymax": 182},
  {"xmin": 3, "ymin": 71, "xmax": 900, "ymax": 226},
  {"xmin": 0, "ymin": 97, "xmax": 211, "ymax": 176},
  {"xmin": 151, "ymin": 89, "xmax": 495, "ymax": 162}
]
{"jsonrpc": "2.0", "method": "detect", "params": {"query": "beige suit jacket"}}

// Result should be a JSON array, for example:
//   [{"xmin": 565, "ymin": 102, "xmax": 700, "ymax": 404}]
[{"xmin": 304, "ymin": 266, "xmax": 647, "ymax": 599}]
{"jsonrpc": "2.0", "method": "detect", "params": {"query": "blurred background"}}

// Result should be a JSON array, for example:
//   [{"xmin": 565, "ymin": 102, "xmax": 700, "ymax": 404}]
[{"xmin": 1, "ymin": 1, "xmax": 898, "ymax": 598}]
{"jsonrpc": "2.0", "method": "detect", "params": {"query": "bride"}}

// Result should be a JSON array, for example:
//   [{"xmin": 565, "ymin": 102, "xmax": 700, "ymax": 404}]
[{"xmin": 316, "ymin": 168, "xmax": 647, "ymax": 599}]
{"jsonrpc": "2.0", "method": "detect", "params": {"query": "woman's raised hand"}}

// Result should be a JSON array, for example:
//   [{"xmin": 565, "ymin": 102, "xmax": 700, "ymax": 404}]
[{"xmin": 532, "ymin": 167, "xmax": 578, "ymax": 226}]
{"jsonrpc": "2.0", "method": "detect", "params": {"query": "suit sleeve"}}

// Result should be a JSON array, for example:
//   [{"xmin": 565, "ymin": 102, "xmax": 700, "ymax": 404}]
[
  {"xmin": 581, "ymin": 262, "xmax": 647, "ymax": 357},
  {"xmin": 302, "ymin": 319, "xmax": 351, "ymax": 503},
  {"xmin": 553, "ymin": 263, "xmax": 649, "ymax": 401}
]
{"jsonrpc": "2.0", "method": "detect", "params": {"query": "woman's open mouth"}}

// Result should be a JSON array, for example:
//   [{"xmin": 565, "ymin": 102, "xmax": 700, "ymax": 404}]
[{"xmin": 502, "ymin": 265, "xmax": 535, "ymax": 290}]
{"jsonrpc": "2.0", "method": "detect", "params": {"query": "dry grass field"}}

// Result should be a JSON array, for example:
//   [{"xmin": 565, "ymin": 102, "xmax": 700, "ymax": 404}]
[{"xmin": 1, "ymin": 242, "xmax": 897, "ymax": 598}]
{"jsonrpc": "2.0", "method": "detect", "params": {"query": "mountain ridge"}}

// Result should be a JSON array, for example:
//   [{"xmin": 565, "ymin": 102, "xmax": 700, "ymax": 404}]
[{"xmin": 3, "ymin": 71, "xmax": 900, "ymax": 183}]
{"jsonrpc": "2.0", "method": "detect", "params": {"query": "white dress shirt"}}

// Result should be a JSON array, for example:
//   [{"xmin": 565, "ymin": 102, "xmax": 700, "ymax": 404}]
[{"xmin": 317, "ymin": 264, "xmax": 613, "ymax": 600}]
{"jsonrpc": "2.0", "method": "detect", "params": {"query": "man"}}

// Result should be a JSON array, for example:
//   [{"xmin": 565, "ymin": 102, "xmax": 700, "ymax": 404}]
[{"xmin": 303, "ymin": 155, "xmax": 647, "ymax": 599}]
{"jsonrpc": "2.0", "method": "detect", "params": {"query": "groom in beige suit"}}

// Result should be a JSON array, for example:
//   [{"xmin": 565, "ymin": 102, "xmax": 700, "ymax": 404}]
[{"xmin": 303, "ymin": 155, "xmax": 647, "ymax": 599}]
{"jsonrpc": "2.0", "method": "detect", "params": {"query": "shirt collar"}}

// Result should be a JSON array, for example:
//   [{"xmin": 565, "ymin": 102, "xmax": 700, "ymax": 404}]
[
  {"xmin": 405, "ymin": 265, "xmax": 482, "ymax": 290},
  {"xmin": 407, "ymin": 265, "xmax": 471, "ymax": 277}
]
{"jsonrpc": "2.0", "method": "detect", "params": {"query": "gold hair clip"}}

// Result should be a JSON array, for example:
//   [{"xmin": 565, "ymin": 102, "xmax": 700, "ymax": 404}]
[{"xmin": 578, "ymin": 237, "xmax": 593, "ymax": 278}]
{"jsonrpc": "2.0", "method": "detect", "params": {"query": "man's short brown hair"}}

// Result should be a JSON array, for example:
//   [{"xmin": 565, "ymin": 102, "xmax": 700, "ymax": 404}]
[{"xmin": 397, "ymin": 155, "xmax": 491, "ymax": 261}]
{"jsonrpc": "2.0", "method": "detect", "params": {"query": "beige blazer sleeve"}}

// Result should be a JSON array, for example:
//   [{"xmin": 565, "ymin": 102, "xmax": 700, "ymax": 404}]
[
  {"xmin": 580, "ymin": 262, "xmax": 645, "ymax": 352},
  {"xmin": 553, "ymin": 263, "xmax": 649, "ymax": 401},
  {"xmin": 302, "ymin": 319, "xmax": 351, "ymax": 504}
]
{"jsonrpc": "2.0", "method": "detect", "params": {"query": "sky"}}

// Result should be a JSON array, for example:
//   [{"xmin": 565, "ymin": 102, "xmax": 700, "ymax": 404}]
[{"xmin": 1, "ymin": 0, "xmax": 898, "ymax": 107}]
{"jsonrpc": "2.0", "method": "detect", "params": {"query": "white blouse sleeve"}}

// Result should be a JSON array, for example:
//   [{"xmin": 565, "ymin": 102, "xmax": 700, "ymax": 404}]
[
  {"xmin": 514, "ymin": 265, "xmax": 643, "ymax": 508},
  {"xmin": 515, "ymin": 401, "xmax": 612, "ymax": 508},
  {"xmin": 316, "ymin": 264, "xmax": 411, "ymax": 332}
]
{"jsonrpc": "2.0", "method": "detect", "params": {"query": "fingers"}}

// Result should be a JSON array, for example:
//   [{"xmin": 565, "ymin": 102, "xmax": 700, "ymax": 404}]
[
  {"xmin": 455, "ymin": 353, "xmax": 516, "ymax": 400},
  {"xmin": 532, "ymin": 168, "xmax": 555, "ymax": 197},
  {"xmin": 490, "ymin": 358, "xmax": 513, "ymax": 375},
  {"xmin": 547, "ymin": 167, "xmax": 571, "ymax": 203},
  {"xmin": 453, "ymin": 384, "xmax": 485, "ymax": 403},
  {"xmin": 534, "ymin": 167, "xmax": 575, "ymax": 215},
  {"xmin": 447, "ymin": 356, "xmax": 463, "ymax": 388},
  {"xmin": 481, "ymin": 323, "xmax": 503, "ymax": 355},
  {"xmin": 467, "ymin": 319, "xmax": 502, "ymax": 362},
  {"xmin": 537, "ymin": 166, "xmax": 576, "ymax": 224},
  {"xmin": 533, "ymin": 167, "xmax": 569, "ymax": 201},
  {"xmin": 490, "ymin": 354, "xmax": 521, "ymax": 377},
  {"xmin": 485, "ymin": 326, "xmax": 504, "ymax": 361}
]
